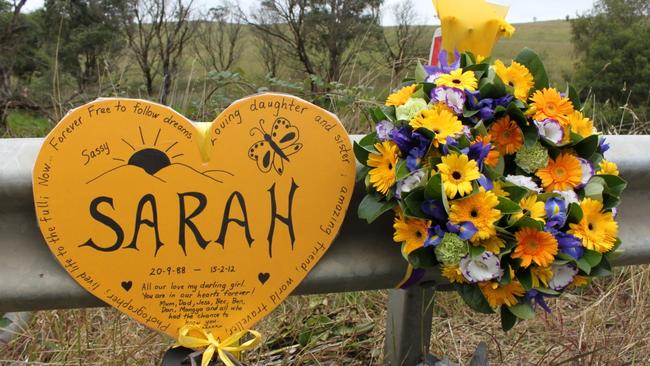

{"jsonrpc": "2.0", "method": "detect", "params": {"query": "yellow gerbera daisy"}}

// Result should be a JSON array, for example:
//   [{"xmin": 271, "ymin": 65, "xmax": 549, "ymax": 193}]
[
  {"xmin": 512, "ymin": 227, "xmax": 558, "ymax": 268},
  {"xmin": 437, "ymin": 154, "xmax": 481, "ymax": 198},
  {"xmin": 568, "ymin": 111, "xmax": 594, "ymax": 138},
  {"xmin": 536, "ymin": 153, "xmax": 583, "ymax": 192},
  {"xmin": 531, "ymin": 266, "xmax": 553, "ymax": 288},
  {"xmin": 410, "ymin": 108, "xmax": 464, "ymax": 146},
  {"xmin": 494, "ymin": 60, "xmax": 534, "ymax": 101},
  {"xmin": 491, "ymin": 181, "xmax": 510, "ymax": 198},
  {"xmin": 449, "ymin": 189, "xmax": 502, "ymax": 242},
  {"xmin": 367, "ymin": 141, "xmax": 399, "ymax": 194},
  {"xmin": 473, "ymin": 236, "xmax": 505, "ymax": 254},
  {"xmin": 479, "ymin": 281, "xmax": 525, "ymax": 308},
  {"xmin": 441, "ymin": 265, "xmax": 466, "ymax": 284},
  {"xmin": 435, "ymin": 69, "xmax": 478, "ymax": 91},
  {"xmin": 393, "ymin": 215, "xmax": 431, "ymax": 254},
  {"xmin": 511, "ymin": 195, "xmax": 546, "ymax": 223},
  {"xmin": 598, "ymin": 160, "xmax": 619, "ymax": 176},
  {"xmin": 530, "ymin": 88, "xmax": 574, "ymax": 125},
  {"xmin": 385, "ymin": 84, "xmax": 417, "ymax": 107},
  {"xmin": 490, "ymin": 116, "xmax": 524, "ymax": 155},
  {"xmin": 568, "ymin": 198, "xmax": 618, "ymax": 253},
  {"xmin": 569, "ymin": 275, "xmax": 590, "ymax": 288}
]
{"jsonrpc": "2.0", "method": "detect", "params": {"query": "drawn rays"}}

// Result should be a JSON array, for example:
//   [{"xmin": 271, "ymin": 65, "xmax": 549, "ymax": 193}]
[{"xmin": 86, "ymin": 127, "xmax": 232, "ymax": 185}]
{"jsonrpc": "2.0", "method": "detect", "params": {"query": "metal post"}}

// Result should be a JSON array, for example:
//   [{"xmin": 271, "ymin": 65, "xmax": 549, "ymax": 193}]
[{"xmin": 384, "ymin": 286, "xmax": 436, "ymax": 366}]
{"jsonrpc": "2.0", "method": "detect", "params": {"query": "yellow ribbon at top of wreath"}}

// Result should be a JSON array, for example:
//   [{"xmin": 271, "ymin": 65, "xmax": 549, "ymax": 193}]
[{"xmin": 433, "ymin": 0, "xmax": 515, "ymax": 58}]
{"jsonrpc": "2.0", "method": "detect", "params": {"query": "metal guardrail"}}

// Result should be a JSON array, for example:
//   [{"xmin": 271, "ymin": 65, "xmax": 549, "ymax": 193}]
[{"xmin": 1, "ymin": 135, "xmax": 649, "ymax": 365}]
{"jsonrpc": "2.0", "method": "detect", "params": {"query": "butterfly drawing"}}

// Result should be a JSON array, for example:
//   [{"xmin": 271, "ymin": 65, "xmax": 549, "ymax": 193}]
[{"xmin": 248, "ymin": 117, "xmax": 303, "ymax": 175}]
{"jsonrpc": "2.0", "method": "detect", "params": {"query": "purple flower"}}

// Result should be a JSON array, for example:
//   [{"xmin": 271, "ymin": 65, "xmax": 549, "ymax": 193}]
[
  {"xmin": 425, "ymin": 225, "xmax": 446, "ymax": 247},
  {"xmin": 577, "ymin": 158, "xmax": 595, "ymax": 188},
  {"xmin": 376, "ymin": 120, "xmax": 395, "ymax": 140},
  {"xmin": 477, "ymin": 174, "xmax": 494, "ymax": 190},
  {"xmin": 465, "ymin": 91, "xmax": 514, "ymax": 122},
  {"xmin": 460, "ymin": 251, "xmax": 503, "ymax": 283},
  {"xmin": 598, "ymin": 137, "xmax": 610, "ymax": 153},
  {"xmin": 526, "ymin": 290, "xmax": 552, "ymax": 313},
  {"xmin": 467, "ymin": 141, "xmax": 491, "ymax": 167},
  {"xmin": 535, "ymin": 119, "xmax": 564, "ymax": 144},
  {"xmin": 431, "ymin": 86, "xmax": 466, "ymax": 114},
  {"xmin": 389, "ymin": 127, "xmax": 431, "ymax": 158},
  {"xmin": 421, "ymin": 199, "xmax": 447, "ymax": 222},
  {"xmin": 424, "ymin": 49, "xmax": 460, "ymax": 83},
  {"xmin": 545, "ymin": 197, "xmax": 567, "ymax": 228},
  {"xmin": 447, "ymin": 221, "xmax": 478, "ymax": 241},
  {"xmin": 555, "ymin": 231, "xmax": 584, "ymax": 259}
]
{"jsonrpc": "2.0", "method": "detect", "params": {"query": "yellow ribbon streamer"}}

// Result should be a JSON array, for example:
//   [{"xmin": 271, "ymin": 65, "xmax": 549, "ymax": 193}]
[{"xmin": 177, "ymin": 325, "xmax": 262, "ymax": 366}]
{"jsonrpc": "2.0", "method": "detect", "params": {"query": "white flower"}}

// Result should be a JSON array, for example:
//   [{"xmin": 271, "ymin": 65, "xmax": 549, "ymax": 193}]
[
  {"xmin": 505, "ymin": 175, "xmax": 542, "ymax": 193},
  {"xmin": 459, "ymin": 251, "xmax": 503, "ymax": 283},
  {"xmin": 396, "ymin": 98, "xmax": 429, "ymax": 122},
  {"xmin": 399, "ymin": 170, "xmax": 426, "ymax": 194},
  {"xmin": 554, "ymin": 189, "xmax": 579, "ymax": 204},
  {"xmin": 535, "ymin": 119, "xmax": 564, "ymax": 144},
  {"xmin": 432, "ymin": 87, "xmax": 465, "ymax": 114},
  {"xmin": 549, "ymin": 264, "xmax": 578, "ymax": 290},
  {"xmin": 375, "ymin": 121, "xmax": 395, "ymax": 141},
  {"xmin": 578, "ymin": 158, "xmax": 595, "ymax": 187}
]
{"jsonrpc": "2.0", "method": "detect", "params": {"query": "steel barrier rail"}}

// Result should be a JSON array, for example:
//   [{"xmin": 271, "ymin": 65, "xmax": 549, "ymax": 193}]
[{"xmin": 1, "ymin": 135, "xmax": 649, "ymax": 365}]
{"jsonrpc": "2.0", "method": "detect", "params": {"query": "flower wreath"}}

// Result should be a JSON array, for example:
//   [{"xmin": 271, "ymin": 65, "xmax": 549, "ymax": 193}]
[{"xmin": 354, "ymin": 48, "xmax": 626, "ymax": 329}]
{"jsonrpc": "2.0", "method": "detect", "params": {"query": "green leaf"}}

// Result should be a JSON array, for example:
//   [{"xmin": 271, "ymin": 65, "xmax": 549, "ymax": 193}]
[
  {"xmin": 0, "ymin": 316, "xmax": 12, "ymax": 328},
  {"xmin": 479, "ymin": 68, "xmax": 507, "ymax": 99},
  {"xmin": 502, "ymin": 183, "xmax": 529, "ymax": 203},
  {"xmin": 599, "ymin": 175, "xmax": 627, "ymax": 197},
  {"xmin": 584, "ymin": 179, "xmax": 605, "ymax": 201},
  {"xmin": 590, "ymin": 257, "xmax": 612, "ymax": 277},
  {"xmin": 514, "ymin": 48, "xmax": 549, "ymax": 91},
  {"xmin": 583, "ymin": 250, "xmax": 603, "ymax": 267},
  {"xmin": 368, "ymin": 107, "xmax": 388, "ymax": 123},
  {"xmin": 425, "ymin": 173, "xmax": 443, "ymax": 200},
  {"xmin": 415, "ymin": 61, "xmax": 427, "ymax": 83},
  {"xmin": 455, "ymin": 284, "xmax": 494, "ymax": 314},
  {"xmin": 501, "ymin": 306, "xmax": 517, "ymax": 331},
  {"xmin": 573, "ymin": 135, "xmax": 599, "ymax": 159},
  {"xmin": 382, "ymin": 106, "xmax": 397, "ymax": 122},
  {"xmin": 358, "ymin": 193, "xmax": 396, "ymax": 223},
  {"xmin": 404, "ymin": 187, "xmax": 427, "ymax": 219},
  {"xmin": 508, "ymin": 302, "xmax": 536, "ymax": 320},
  {"xmin": 497, "ymin": 197, "xmax": 521, "ymax": 214},
  {"xmin": 500, "ymin": 263, "xmax": 512, "ymax": 285},
  {"xmin": 356, "ymin": 165, "xmax": 370, "ymax": 182},
  {"xmin": 353, "ymin": 142, "xmax": 373, "ymax": 166},
  {"xmin": 469, "ymin": 244, "xmax": 485, "ymax": 258},
  {"xmin": 513, "ymin": 216, "xmax": 544, "ymax": 230},
  {"xmin": 576, "ymin": 257, "xmax": 592, "ymax": 274},
  {"xmin": 535, "ymin": 287, "xmax": 560, "ymax": 296},
  {"xmin": 407, "ymin": 246, "xmax": 437, "ymax": 269},
  {"xmin": 471, "ymin": 121, "xmax": 489, "ymax": 136},
  {"xmin": 395, "ymin": 160, "xmax": 410, "ymax": 181},
  {"xmin": 522, "ymin": 124, "xmax": 540, "ymax": 148},
  {"xmin": 566, "ymin": 84, "xmax": 582, "ymax": 110},
  {"xmin": 518, "ymin": 268, "xmax": 533, "ymax": 290},
  {"xmin": 567, "ymin": 203, "xmax": 583, "ymax": 223},
  {"xmin": 506, "ymin": 102, "xmax": 528, "ymax": 125}
]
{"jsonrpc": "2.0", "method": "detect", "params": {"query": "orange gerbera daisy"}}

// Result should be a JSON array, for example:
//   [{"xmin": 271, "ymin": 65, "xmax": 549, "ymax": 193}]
[
  {"xmin": 535, "ymin": 153, "xmax": 582, "ymax": 191},
  {"xmin": 490, "ymin": 116, "xmax": 523, "ymax": 155},
  {"xmin": 512, "ymin": 227, "xmax": 558, "ymax": 268},
  {"xmin": 530, "ymin": 88, "xmax": 574, "ymax": 125},
  {"xmin": 473, "ymin": 134, "xmax": 500, "ymax": 167},
  {"xmin": 479, "ymin": 281, "xmax": 525, "ymax": 308}
]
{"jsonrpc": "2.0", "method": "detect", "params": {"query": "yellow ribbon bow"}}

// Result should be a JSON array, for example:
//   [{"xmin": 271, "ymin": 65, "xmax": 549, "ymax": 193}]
[
  {"xmin": 433, "ymin": 0, "xmax": 515, "ymax": 58},
  {"xmin": 177, "ymin": 325, "xmax": 262, "ymax": 366}
]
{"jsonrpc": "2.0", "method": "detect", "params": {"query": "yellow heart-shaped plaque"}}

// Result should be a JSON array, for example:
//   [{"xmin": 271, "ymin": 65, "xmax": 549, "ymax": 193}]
[{"xmin": 32, "ymin": 94, "xmax": 355, "ymax": 338}]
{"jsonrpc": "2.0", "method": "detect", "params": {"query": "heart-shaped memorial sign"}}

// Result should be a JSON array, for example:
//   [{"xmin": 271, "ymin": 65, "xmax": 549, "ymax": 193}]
[{"xmin": 32, "ymin": 94, "xmax": 355, "ymax": 339}]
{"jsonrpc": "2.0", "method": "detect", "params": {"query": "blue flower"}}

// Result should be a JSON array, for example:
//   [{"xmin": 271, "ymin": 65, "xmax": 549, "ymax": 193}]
[
  {"xmin": 421, "ymin": 199, "xmax": 447, "ymax": 222},
  {"xmin": 555, "ymin": 231, "xmax": 584, "ymax": 259},
  {"xmin": 467, "ymin": 141, "xmax": 491, "ymax": 167},
  {"xmin": 598, "ymin": 137, "xmax": 610, "ymax": 153},
  {"xmin": 544, "ymin": 197, "xmax": 567, "ymax": 229},
  {"xmin": 446, "ymin": 221, "xmax": 477, "ymax": 241},
  {"xmin": 389, "ymin": 127, "xmax": 431, "ymax": 159},
  {"xmin": 465, "ymin": 90, "xmax": 514, "ymax": 122},
  {"xmin": 424, "ymin": 49, "xmax": 460, "ymax": 82},
  {"xmin": 425, "ymin": 225, "xmax": 446, "ymax": 247},
  {"xmin": 526, "ymin": 290, "xmax": 552, "ymax": 313},
  {"xmin": 477, "ymin": 174, "xmax": 493, "ymax": 191}
]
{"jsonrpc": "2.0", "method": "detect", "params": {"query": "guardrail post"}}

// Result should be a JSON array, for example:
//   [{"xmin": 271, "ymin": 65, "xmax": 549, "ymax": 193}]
[{"xmin": 384, "ymin": 286, "xmax": 436, "ymax": 365}]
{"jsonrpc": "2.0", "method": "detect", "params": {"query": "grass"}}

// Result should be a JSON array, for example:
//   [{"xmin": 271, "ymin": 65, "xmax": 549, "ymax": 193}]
[
  {"xmin": 2, "ymin": 265, "xmax": 650, "ymax": 365},
  {"xmin": 4, "ymin": 111, "xmax": 51, "ymax": 138}
]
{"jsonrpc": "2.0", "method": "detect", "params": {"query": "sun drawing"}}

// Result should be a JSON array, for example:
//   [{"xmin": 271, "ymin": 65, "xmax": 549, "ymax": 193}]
[{"xmin": 87, "ymin": 126, "xmax": 232, "ymax": 184}]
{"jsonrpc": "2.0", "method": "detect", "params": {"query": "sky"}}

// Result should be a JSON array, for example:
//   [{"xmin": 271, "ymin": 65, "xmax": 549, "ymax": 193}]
[{"xmin": 23, "ymin": 0, "xmax": 597, "ymax": 25}]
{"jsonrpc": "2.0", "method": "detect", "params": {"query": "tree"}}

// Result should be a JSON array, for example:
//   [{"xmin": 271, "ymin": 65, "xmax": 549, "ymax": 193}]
[
  {"xmin": 121, "ymin": 0, "xmax": 194, "ymax": 104},
  {"xmin": 571, "ymin": 0, "xmax": 650, "ymax": 107},
  {"xmin": 381, "ymin": 0, "xmax": 427, "ymax": 77},
  {"xmin": 193, "ymin": 1, "xmax": 243, "ymax": 73},
  {"xmin": 41, "ymin": 0, "xmax": 126, "ymax": 90},
  {"xmin": 0, "ymin": 0, "xmax": 47, "ymax": 128},
  {"xmin": 248, "ymin": 0, "xmax": 383, "ymax": 89}
]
